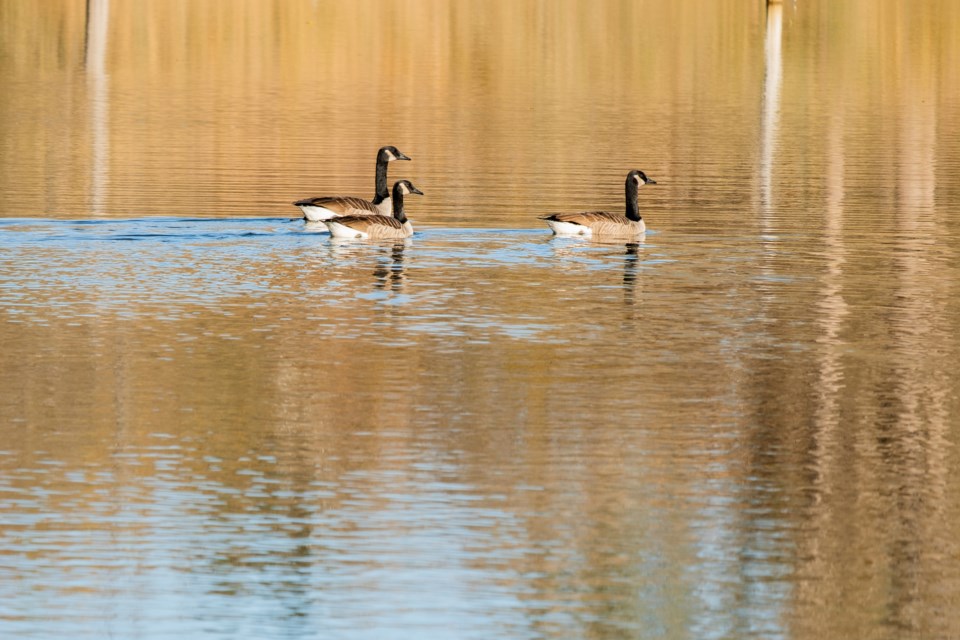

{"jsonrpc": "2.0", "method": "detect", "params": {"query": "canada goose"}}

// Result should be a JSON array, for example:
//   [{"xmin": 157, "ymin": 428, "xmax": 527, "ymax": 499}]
[
  {"xmin": 294, "ymin": 145, "xmax": 411, "ymax": 221},
  {"xmin": 540, "ymin": 170, "xmax": 656, "ymax": 237},
  {"xmin": 324, "ymin": 180, "xmax": 423, "ymax": 239}
]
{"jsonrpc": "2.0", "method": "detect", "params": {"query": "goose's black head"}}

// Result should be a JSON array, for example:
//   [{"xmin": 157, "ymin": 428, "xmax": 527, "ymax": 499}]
[
  {"xmin": 627, "ymin": 169, "xmax": 656, "ymax": 186},
  {"xmin": 379, "ymin": 146, "xmax": 412, "ymax": 162},
  {"xmin": 390, "ymin": 180, "xmax": 424, "ymax": 222},
  {"xmin": 393, "ymin": 180, "xmax": 424, "ymax": 197}
]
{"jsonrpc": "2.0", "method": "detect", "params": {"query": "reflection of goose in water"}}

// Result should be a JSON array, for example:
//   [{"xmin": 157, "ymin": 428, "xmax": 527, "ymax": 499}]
[
  {"xmin": 325, "ymin": 236, "xmax": 410, "ymax": 290},
  {"xmin": 327, "ymin": 236, "xmax": 370, "ymax": 258},
  {"xmin": 540, "ymin": 170, "xmax": 656, "ymax": 238},
  {"xmin": 373, "ymin": 241, "xmax": 409, "ymax": 290},
  {"xmin": 545, "ymin": 233, "xmax": 647, "ymax": 272},
  {"xmin": 324, "ymin": 181, "xmax": 423, "ymax": 240},
  {"xmin": 622, "ymin": 241, "xmax": 641, "ymax": 288},
  {"xmin": 621, "ymin": 241, "xmax": 644, "ymax": 309},
  {"xmin": 293, "ymin": 145, "xmax": 411, "ymax": 222}
]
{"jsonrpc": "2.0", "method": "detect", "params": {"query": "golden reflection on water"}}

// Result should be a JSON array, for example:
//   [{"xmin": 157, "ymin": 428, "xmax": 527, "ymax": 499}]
[
  {"xmin": 2, "ymin": 1, "xmax": 960, "ymax": 639},
  {"xmin": 1, "ymin": 1, "xmax": 956, "ymax": 227}
]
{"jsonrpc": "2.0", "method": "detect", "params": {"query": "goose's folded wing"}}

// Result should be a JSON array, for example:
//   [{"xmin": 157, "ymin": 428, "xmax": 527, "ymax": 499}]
[
  {"xmin": 293, "ymin": 196, "xmax": 379, "ymax": 216},
  {"xmin": 332, "ymin": 215, "xmax": 404, "ymax": 232},
  {"xmin": 539, "ymin": 211, "xmax": 626, "ymax": 225}
]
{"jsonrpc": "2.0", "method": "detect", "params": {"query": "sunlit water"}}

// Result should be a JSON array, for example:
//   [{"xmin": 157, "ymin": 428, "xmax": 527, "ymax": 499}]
[{"xmin": 3, "ymin": 1, "xmax": 960, "ymax": 639}]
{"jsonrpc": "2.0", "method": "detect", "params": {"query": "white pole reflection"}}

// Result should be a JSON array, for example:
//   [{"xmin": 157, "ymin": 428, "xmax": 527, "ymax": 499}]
[
  {"xmin": 788, "ymin": 110, "xmax": 850, "ymax": 633},
  {"xmin": 85, "ymin": 0, "xmax": 110, "ymax": 215},
  {"xmin": 760, "ymin": 1, "xmax": 782, "ymax": 220},
  {"xmin": 811, "ymin": 112, "xmax": 848, "ymax": 488}
]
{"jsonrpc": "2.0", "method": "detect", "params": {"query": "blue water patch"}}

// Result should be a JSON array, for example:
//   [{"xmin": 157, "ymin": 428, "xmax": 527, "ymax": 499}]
[{"xmin": 0, "ymin": 217, "xmax": 780, "ymax": 342}]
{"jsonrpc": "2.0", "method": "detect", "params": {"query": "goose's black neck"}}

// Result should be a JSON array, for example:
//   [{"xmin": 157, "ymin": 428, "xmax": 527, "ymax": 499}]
[
  {"xmin": 391, "ymin": 185, "xmax": 407, "ymax": 223},
  {"xmin": 373, "ymin": 158, "xmax": 389, "ymax": 205},
  {"xmin": 625, "ymin": 176, "xmax": 641, "ymax": 222}
]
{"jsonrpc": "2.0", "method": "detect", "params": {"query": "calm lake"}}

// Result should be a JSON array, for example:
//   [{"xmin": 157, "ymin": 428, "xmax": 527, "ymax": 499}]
[{"xmin": 2, "ymin": 1, "xmax": 960, "ymax": 638}]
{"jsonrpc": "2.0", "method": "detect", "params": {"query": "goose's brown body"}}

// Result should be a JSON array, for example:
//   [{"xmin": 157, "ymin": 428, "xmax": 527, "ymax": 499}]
[
  {"xmin": 323, "ymin": 180, "xmax": 423, "ymax": 240},
  {"xmin": 325, "ymin": 214, "xmax": 412, "ymax": 240},
  {"xmin": 541, "ymin": 211, "xmax": 645, "ymax": 237},
  {"xmin": 540, "ymin": 170, "xmax": 655, "ymax": 238},
  {"xmin": 294, "ymin": 146, "xmax": 410, "ymax": 221}
]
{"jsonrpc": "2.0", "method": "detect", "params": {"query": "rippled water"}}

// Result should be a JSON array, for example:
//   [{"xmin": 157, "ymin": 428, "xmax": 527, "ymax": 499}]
[{"xmin": 3, "ymin": 1, "xmax": 960, "ymax": 639}]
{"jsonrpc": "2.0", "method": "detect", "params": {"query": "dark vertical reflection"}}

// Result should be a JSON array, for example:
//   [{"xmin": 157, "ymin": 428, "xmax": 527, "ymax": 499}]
[
  {"xmin": 373, "ymin": 241, "xmax": 408, "ymax": 291},
  {"xmin": 621, "ymin": 240, "xmax": 644, "ymax": 311},
  {"xmin": 884, "ymin": 65, "xmax": 952, "ymax": 638},
  {"xmin": 85, "ymin": 0, "xmax": 110, "ymax": 215}
]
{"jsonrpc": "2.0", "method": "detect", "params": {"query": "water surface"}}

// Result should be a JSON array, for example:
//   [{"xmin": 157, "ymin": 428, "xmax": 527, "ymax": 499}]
[{"xmin": 2, "ymin": 2, "xmax": 960, "ymax": 639}]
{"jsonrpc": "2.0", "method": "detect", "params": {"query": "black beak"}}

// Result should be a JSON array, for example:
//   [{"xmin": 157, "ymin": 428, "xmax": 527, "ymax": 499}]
[
  {"xmin": 397, "ymin": 151, "xmax": 412, "ymax": 161},
  {"xmin": 645, "ymin": 177, "xmax": 657, "ymax": 185},
  {"xmin": 410, "ymin": 186, "xmax": 424, "ymax": 195}
]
